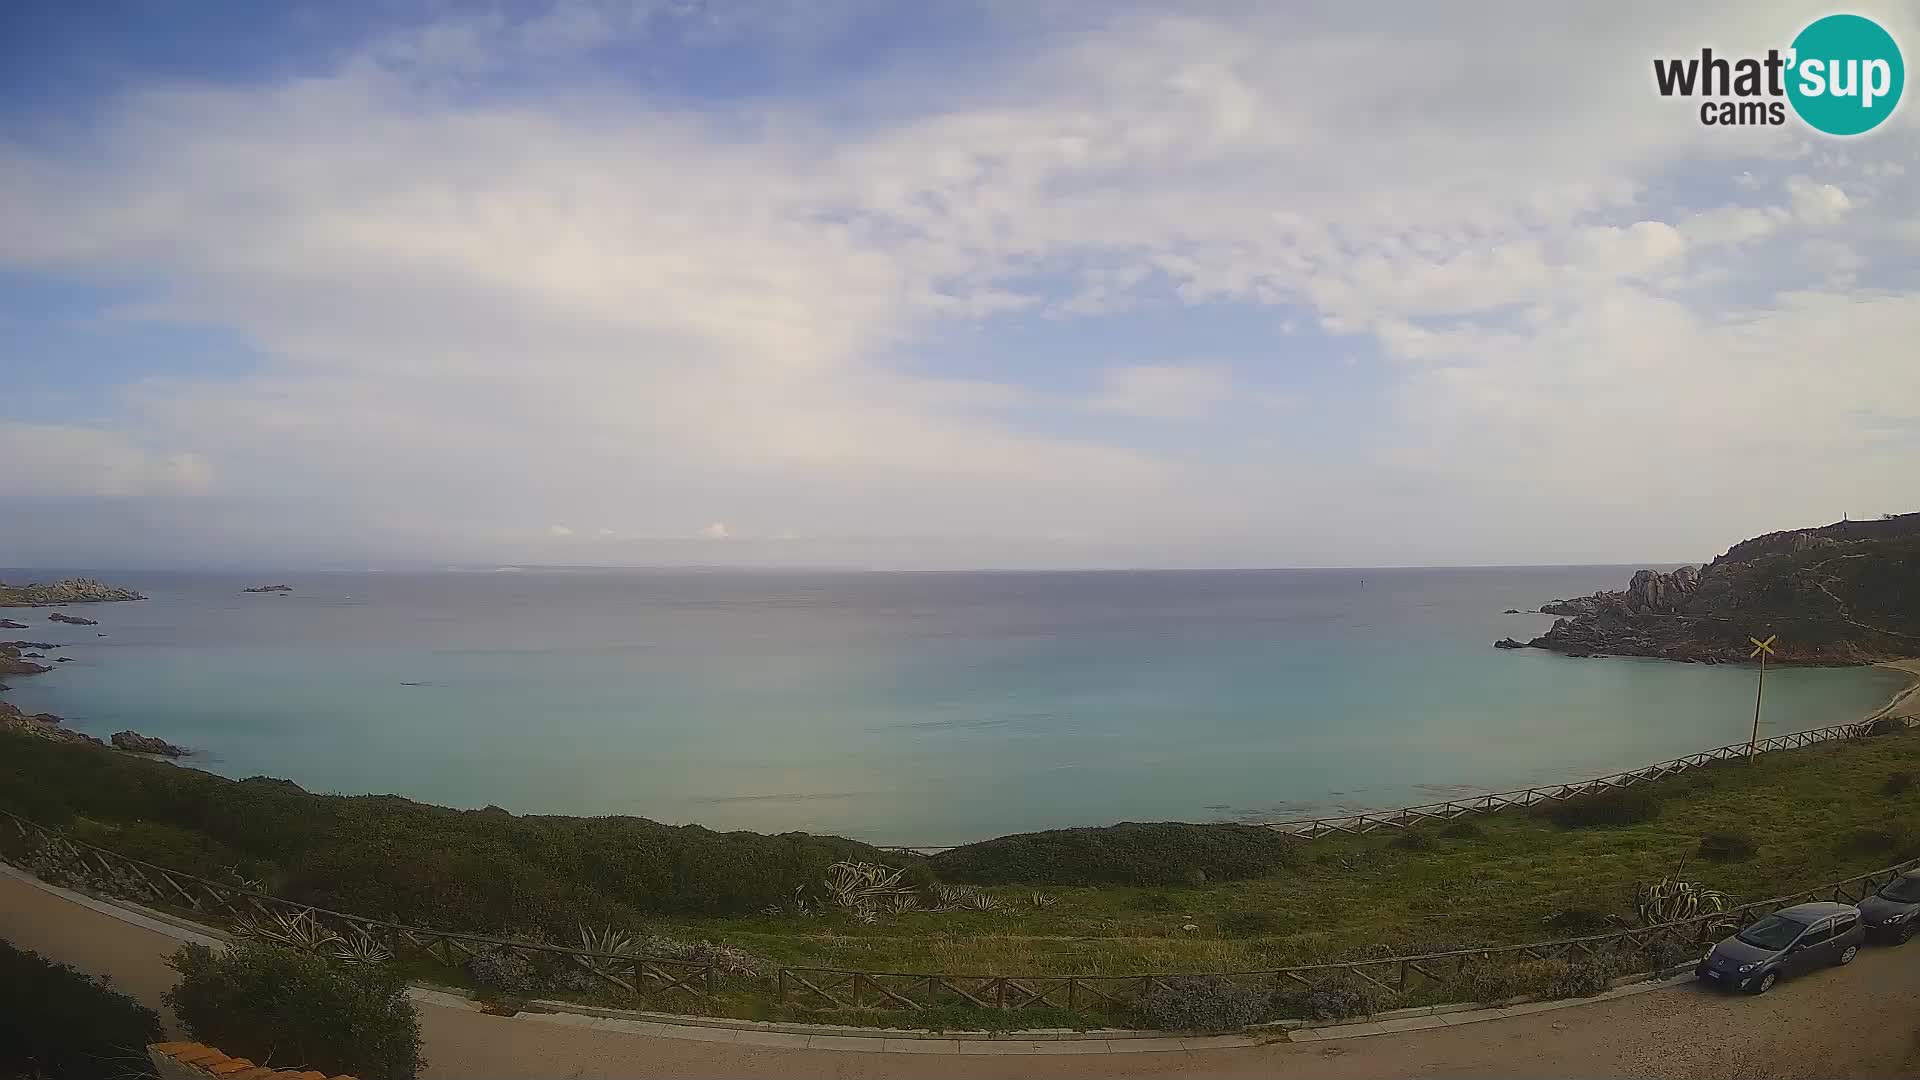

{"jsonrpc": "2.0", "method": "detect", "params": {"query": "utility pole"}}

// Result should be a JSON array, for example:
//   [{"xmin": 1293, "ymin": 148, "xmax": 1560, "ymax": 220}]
[{"xmin": 1747, "ymin": 634, "xmax": 1776, "ymax": 759}]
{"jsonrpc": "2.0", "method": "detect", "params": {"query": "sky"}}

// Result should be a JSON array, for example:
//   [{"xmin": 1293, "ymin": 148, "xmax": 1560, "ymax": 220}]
[{"xmin": 2, "ymin": 0, "xmax": 1917, "ymax": 571}]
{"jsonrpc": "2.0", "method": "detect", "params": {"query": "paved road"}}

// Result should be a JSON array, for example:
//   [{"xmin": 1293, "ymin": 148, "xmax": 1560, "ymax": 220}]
[{"xmin": 5, "ymin": 870, "xmax": 1917, "ymax": 1079}]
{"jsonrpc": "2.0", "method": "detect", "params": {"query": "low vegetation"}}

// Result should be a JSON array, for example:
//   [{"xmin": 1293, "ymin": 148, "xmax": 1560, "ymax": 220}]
[
  {"xmin": 0, "ymin": 940, "xmax": 162, "ymax": 1080},
  {"xmin": 165, "ymin": 942, "xmax": 425, "ymax": 1080},
  {"xmin": 4, "ymin": 721, "xmax": 1920, "ymax": 1028}
]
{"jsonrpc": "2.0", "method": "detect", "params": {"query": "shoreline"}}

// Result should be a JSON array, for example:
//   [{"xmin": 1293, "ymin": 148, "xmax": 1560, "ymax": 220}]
[
  {"xmin": 1866, "ymin": 658, "xmax": 1920, "ymax": 723},
  {"xmin": 6, "ymin": 622, "xmax": 1917, "ymax": 846}
]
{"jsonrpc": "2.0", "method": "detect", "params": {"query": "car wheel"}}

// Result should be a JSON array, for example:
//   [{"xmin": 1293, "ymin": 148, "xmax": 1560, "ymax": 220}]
[
  {"xmin": 1838, "ymin": 944, "xmax": 1859, "ymax": 966},
  {"xmin": 1750, "ymin": 971, "xmax": 1778, "ymax": 995},
  {"xmin": 1897, "ymin": 924, "xmax": 1915, "ymax": 946}
]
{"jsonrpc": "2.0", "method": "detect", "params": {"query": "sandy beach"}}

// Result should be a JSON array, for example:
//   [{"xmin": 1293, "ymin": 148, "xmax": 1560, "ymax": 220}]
[{"xmin": 1869, "ymin": 658, "xmax": 1920, "ymax": 722}]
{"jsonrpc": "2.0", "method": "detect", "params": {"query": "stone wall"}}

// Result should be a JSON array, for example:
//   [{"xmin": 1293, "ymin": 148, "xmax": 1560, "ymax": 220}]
[{"xmin": 147, "ymin": 1042, "xmax": 357, "ymax": 1080}]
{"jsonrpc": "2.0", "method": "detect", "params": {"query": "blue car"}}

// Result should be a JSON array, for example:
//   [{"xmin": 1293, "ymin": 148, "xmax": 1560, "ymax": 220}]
[{"xmin": 1696, "ymin": 902, "xmax": 1864, "ymax": 995}]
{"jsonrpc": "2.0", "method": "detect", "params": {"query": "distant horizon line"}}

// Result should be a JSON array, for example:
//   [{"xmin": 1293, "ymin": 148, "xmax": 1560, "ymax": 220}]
[{"xmin": 1, "ymin": 559, "xmax": 1708, "ymax": 576}]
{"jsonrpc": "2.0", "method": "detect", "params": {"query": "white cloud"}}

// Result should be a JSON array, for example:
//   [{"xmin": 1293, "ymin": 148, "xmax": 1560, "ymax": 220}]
[
  {"xmin": 0, "ymin": 0, "xmax": 1915, "ymax": 567},
  {"xmin": 0, "ymin": 423, "xmax": 213, "ymax": 498},
  {"xmin": 1090, "ymin": 365, "xmax": 1233, "ymax": 420}
]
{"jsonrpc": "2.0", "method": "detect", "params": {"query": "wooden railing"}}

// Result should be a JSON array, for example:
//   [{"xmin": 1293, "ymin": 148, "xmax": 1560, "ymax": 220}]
[
  {"xmin": 769, "ymin": 855, "xmax": 1920, "ymax": 1011},
  {"xmin": 879, "ymin": 720, "xmax": 1889, "ymax": 854},
  {"xmin": 4, "ymin": 717, "xmax": 1914, "ymax": 1021},
  {"xmin": 0, "ymin": 810, "xmax": 717, "ymax": 1002}
]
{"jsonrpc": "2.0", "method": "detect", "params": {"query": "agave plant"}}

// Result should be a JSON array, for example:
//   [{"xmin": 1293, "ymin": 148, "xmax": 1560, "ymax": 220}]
[
  {"xmin": 887, "ymin": 893, "xmax": 921, "ymax": 914},
  {"xmin": 1029, "ymin": 892, "xmax": 1058, "ymax": 909},
  {"xmin": 576, "ymin": 924, "xmax": 641, "ymax": 973},
  {"xmin": 821, "ymin": 860, "xmax": 917, "ymax": 921},
  {"xmin": 966, "ymin": 893, "xmax": 1000, "ymax": 912},
  {"xmin": 234, "ymin": 910, "xmax": 342, "ymax": 954},
  {"xmin": 932, "ymin": 883, "xmax": 976, "ymax": 906},
  {"xmin": 1635, "ymin": 877, "xmax": 1733, "ymax": 927},
  {"xmin": 330, "ymin": 927, "xmax": 395, "ymax": 966}
]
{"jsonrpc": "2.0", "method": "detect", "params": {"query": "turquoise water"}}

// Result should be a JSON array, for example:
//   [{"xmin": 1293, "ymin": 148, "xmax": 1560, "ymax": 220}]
[{"xmin": 1, "ymin": 567, "xmax": 1908, "ymax": 845}]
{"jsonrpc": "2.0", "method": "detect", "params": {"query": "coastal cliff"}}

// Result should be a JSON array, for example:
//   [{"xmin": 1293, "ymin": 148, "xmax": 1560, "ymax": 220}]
[{"xmin": 1510, "ymin": 512, "xmax": 1920, "ymax": 663}]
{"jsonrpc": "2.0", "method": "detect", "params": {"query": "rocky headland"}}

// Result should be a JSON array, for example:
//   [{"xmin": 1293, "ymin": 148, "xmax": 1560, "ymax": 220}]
[
  {"xmin": 1500, "ymin": 512, "xmax": 1920, "ymax": 664},
  {"xmin": 111, "ymin": 730, "xmax": 189, "ymax": 757},
  {"xmin": 0, "ymin": 578, "xmax": 145, "ymax": 606}
]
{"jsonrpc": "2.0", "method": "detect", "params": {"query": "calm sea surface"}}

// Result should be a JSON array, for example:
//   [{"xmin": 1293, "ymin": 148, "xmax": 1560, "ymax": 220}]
[{"xmin": 1, "ymin": 567, "xmax": 1907, "ymax": 846}]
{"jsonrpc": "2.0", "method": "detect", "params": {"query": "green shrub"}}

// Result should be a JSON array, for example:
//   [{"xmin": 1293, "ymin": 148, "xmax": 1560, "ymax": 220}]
[
  {"xmin": 1542, "ymin": 907, "xmax": 1612, "ymax": 935},
  {"xmin": 1437, "ymin": 819, "xmax": 1485, "ymax": 840},
  {"xmin": 1, "ymin": 941, "xmax": 162, "ymax": 1080},
  {"xmin": 467, "ymin": 946, "xmax": 541, "ymax": 996},
  {"xmin": 1883, "ymin": 771, "xmax": 1914, "ymax": 796},
  {"xmin": 1531, "ymin": 787, "xmax": 1660, "ymax": 829},
  {"xmin": 1218, "ymin": 909, "xmax": 1277, "ymax": 936},
  {"xmin": 1451, "ymin": 959, "xmax": 1564, "ymax": 1005},
  {"xmin": 1388, "ymin": 830, "xmax": 1432, "ymax": 851},
  {"xmin": 164, "ymin": 943, "xmax": 425, "ymax": 1080},
  {"xmin": 0, "ymin": 733, "xmax": 884, "ymax": 924},
  {"xmin": 1130, "ymin": 891, "xmax": 1176, "ymax": 912},
  {"xmin": 1271, "ymin": 972, "xmax": 1397, "ymax": 1021},
  {"xmin": 1543, "ymin": 956, "xmax": 1623, "ymax": 999},
  {"xmin": 1137, "ymin": 975, "xmax": 1268, "ymax": 1032},
  {"xmin": 1698, "ymin": 828, "xmax": 1759, "ymax": 862},
  {"xmin": 930, "ymin": 822, "xmax": 1299, "ymax": 886},
  {"xmin": 1637, "ymin": 936, "xmax": 1696, "ymax": 973}
]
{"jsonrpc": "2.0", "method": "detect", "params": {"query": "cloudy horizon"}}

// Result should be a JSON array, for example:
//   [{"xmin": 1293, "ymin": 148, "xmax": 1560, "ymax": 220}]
[{"xmin": 4, "ymin": 1, "xmax": 1917, "ymax": 571}]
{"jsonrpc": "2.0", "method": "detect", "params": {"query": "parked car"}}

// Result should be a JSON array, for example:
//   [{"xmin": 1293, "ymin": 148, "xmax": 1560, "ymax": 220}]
[
  {"xmin": 1857, "ymin": 871, "xmax": 1920, "ymax": 943},
  {"xmin": 1696, "ymin": 902, "xmax": 1864, "ymax": 994}
]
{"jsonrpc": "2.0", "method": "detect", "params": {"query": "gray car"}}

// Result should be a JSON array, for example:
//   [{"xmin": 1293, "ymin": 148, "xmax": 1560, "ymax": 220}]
[
  {"xmin": 1857, "ymin": 871, "xmax": 1920, "ymax": 943},
  {"xmin": 1696, "ymin": 902, "xmax": 1864, "ymax": 994}
]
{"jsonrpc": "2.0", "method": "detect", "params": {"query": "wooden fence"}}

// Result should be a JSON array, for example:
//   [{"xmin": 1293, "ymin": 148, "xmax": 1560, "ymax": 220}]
[
  {"xmin": 878, "ymin": 720, "xmax": 1885, "ymax": 854},
  {"xmin": 3, "ymin": 717, "xmax": 1914, "ymax": 1020}
]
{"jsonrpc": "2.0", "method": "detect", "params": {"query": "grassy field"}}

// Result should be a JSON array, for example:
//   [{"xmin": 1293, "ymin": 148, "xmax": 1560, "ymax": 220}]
[
  {"xmin": 5, "ymin": 718, "xmax": 1920, "ymax": 1025},
  {"xmin": 654, "ymin": 727, "xmax": 1920, "ymax": 976}
]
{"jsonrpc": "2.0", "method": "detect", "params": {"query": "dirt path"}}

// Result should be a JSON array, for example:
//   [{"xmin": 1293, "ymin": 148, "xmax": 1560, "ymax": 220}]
[{"xmin": 6, "ymin": 869, "xmax": 1918, "ymax": 1079}]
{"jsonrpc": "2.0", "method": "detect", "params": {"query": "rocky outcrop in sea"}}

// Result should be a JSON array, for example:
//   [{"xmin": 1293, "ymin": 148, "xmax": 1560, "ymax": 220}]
[
  {"xmin": 0, "ymin": 578, "xmax": 145, "ymax": 606},
  {"xmin": 49, "ymin": 612, "xmax": 98, "ymax": 626},
  {"xmin": 111, "ymin": 730, "xmax": 188, "ymax": 757},
  {"xmin": 243, "ymin": 585, "xmax": 294, "ymax": 593},
  {"xmin": 0, "ymin": 701, "xmax": 103, "ymax": 747}
]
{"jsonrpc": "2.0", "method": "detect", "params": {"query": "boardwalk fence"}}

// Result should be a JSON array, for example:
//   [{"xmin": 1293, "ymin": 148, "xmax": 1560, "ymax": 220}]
[
  {"xmin": 3, "ymin": 717, "xmax": 1915, "ymax": 1020},
  {"xmin": 878, "ymin": 719, "xmax": 1894, "ymax": 854}
]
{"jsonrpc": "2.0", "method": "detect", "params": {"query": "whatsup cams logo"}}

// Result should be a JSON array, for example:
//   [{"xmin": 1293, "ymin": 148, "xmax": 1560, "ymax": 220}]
[{"xmin": 1654, "ymin": 13, "xmax": 1904, "ymax": 134}]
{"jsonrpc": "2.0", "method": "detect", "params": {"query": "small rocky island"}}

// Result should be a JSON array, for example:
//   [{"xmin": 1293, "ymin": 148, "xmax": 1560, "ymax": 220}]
[
  {"xmin": 48, "ymin": 612, "xmax": 98, "ymax": 626},
  {"xmin": 1498, "ymin": 512, "xmax": 1920, "ymax": 664},
  {"xmin": 0, "ymin": 578, "xmax": 145, "ymax": 606},
  {"xmin": 243, "ymin": 584, "xmax": 294, "ymax": 593},
  {"xmin": 0, "ymin": 620, "xmax": 26, "ymax": 629},
  {"xmin": 111, "ymin": 730, "xmax": 189, "ymax": 757}
]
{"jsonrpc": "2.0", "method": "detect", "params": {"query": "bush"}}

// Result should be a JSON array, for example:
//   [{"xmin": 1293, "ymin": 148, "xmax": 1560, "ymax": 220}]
[
  {"xmin": 1698, "ymin": 828, "xmax": 1759, "ymax": 862},
  {"xmin": 467, "ymin": 946, "xmax": 540, "ymax": 996},
  {"xmin": 1452, "ymin": 959, "xmax": 1562, "ymax": 1005},
  {"xmin": 1883, "ymin": 771, "xmax": 1914, "ymax": 796},
  {"xmin": 930, "ymin": 822, "xmax": 1299, "ymax": 886},
  {"xmin": 1542, "ymin": 907, "xmax": 1612, "ymax": 935},
  {"xmin": 1388, "ymin": 830, "xmax": 1432, "ymax": 851},
  {"xmin": 0, "ymin": 732, "xmax": 885, "ymax": 925},
  {"xmin": 1218, "ymin": 909, "xmax": 1277, "ymax": 937},
  {"xmin": 1543, "ymin": 956, "xmax": 1623, "ymax": 999},
  {"xmin": 1, "ymin": 941, "xmax": 162, "ymax": 1080},
  {"xmin": 1531, "ymin": 787, "xmax": 1660, "ymax": 829},
  {"xmin": 1137, "ymin": 975, "xmax": 1268, "ymax": 1032},
  {"xmin": 165, "ymin": 943, "xmax": 425, "ymax": 1080},
  {"xmin": 1637, "ymin": 936, "xmax": 1696, "ymax": 973},
  {"xmin": 1847, "ymin": 821, "xmax": 1918, "ymax": 856},
  {"xmin": 1271, "ymin": 972, "xmax": 1397, "ymax": 1021},
  {"xmin": 1437, "ymin": 819, "xmax": 1485, "ymax": 840}
]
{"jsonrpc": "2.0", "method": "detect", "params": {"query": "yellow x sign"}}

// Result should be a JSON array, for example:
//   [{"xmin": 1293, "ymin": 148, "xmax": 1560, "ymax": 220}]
[{"xmin": 1749, "ymin": 634, "xmax": 1777, "ymax": 658}]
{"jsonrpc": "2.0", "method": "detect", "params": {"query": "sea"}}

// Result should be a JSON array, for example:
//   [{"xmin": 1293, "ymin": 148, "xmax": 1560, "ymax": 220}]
[{"xmin": 1, "ymin": 566, "xmax": 1909, "ymax": 847}]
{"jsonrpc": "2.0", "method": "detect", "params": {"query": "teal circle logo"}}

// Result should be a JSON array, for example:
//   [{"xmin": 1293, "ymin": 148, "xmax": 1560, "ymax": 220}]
[{"xmin": 1787, "ymin": 14, "xmax": 1904, "ymax": 135}]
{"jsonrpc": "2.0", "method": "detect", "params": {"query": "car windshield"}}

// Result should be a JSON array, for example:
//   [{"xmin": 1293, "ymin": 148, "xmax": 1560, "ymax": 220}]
[
  {"xmin": 1736, "ymin": 915, "xmax": 1807, "ymax": 951},
  {"xmin": 1878, "ymin": 877, "xmax": 1920, "ymax": 903}
]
